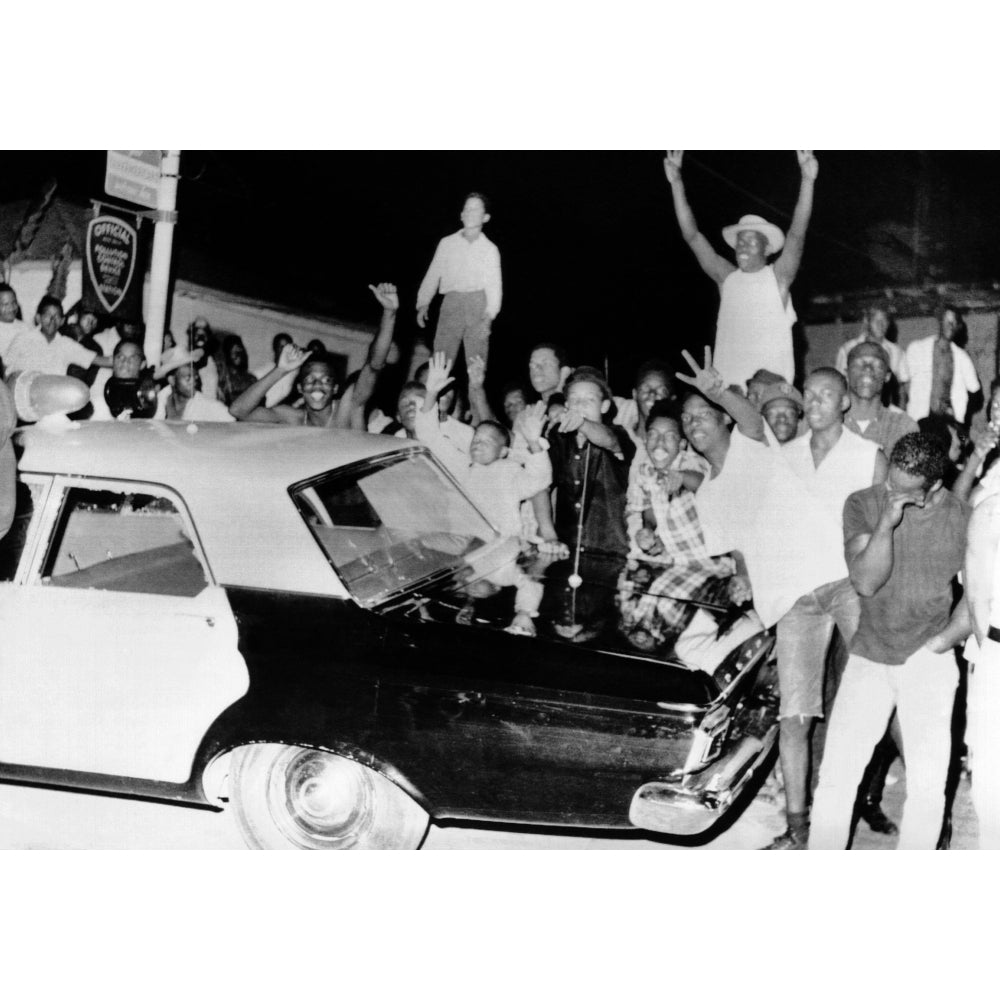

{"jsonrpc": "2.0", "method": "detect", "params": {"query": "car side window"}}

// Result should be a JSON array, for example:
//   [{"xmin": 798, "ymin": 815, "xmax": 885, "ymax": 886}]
[
  {"xmin": 0, "ymin": 480, "xmax": 44, "ymax": 582},
  {"xmin": 40, "ymin": 486, "xmax": 208, "ymax": 597}
]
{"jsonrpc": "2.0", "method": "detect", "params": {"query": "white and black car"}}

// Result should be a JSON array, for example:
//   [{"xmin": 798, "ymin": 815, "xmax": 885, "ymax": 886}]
[{"xmin": 0, "ymin": 420, "xmax": 778, "ymax": 849}]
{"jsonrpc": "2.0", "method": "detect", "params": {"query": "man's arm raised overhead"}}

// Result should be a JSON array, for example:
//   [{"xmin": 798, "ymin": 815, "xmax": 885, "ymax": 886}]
[
  {"xmin": 676, "ymin": 346, "xmax": 765, "ymax": 442},
  {"xmin": 773, "ymin": 150, "xmax": 818, "ymax": 296},
  {"xmin": 663, "ymin": 150, "xmax": 734, "ymax": 287}
]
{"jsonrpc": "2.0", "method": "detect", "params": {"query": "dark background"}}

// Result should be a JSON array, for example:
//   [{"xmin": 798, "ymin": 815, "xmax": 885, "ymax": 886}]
[{"xmin": 3, "ymin": 151, "xmax": 998, "ymax": 400}]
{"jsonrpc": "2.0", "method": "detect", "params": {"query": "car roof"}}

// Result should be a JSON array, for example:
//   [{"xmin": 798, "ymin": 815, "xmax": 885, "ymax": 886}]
[
  {"xmin": 16, "ymin": 420, "xmax": 414, "ymax": 483},
  {"xmin": 16, "ymin": 420, "xmax": 421, "ymax": 595}
]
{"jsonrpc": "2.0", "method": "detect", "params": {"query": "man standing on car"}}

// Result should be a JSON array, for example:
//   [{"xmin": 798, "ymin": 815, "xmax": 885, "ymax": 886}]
[
  {"xmin": 809, "ymin": 433, "xmax": 971, "ymax": 849},
  {"xmin": 663, "ymin": 150, "xmax": 818, "ymax": 390}
]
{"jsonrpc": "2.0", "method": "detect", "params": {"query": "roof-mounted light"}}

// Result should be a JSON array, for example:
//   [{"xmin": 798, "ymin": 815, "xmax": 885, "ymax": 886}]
[{"xmin": 6, "ymin": 371, "xmax": 90, "ymax": 425}]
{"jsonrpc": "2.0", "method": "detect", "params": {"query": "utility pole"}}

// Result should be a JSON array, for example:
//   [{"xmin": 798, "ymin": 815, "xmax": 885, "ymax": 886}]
[{"xmin": 143, "ymin": 150, "xmax": 180, "ymax": 369}]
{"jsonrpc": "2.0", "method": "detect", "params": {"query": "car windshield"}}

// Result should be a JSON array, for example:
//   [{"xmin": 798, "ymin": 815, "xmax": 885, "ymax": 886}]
[{"xmin": 291, "ymin": 451, "xmax": 498, "ymax": 606}]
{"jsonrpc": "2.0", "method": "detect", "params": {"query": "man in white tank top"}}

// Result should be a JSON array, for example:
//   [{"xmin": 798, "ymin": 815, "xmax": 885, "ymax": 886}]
[
  {"xmin": 663, "ymin": 150, "xmax": 818, "ymax": 390},
  {"xmin": 965, "ymin": 492, "xmax": 1000, "ymax": 848},
  {"xmin": 765, "ymin": 367, "xmax": 887, "ymax": 849}
]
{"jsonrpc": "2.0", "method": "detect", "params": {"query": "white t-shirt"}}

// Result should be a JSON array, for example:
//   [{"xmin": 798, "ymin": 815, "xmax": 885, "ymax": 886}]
[
  {"xmin": 4, "ymin": 329, "xmax": 96, "ymax": 376},
  {"xmin": 781, "ymin": 427, "xmax": 880, "ymax": 584},
  {"xmin": 695, "ymin": 426, "xmax": 842, "ymax": 627},
  {"xmin": 154, "ymin": 387, "xmax": 234, "ymax": 422},
  {"xmin": 0, "ymin": 319, "xmax": 30, "ymax": 364}
]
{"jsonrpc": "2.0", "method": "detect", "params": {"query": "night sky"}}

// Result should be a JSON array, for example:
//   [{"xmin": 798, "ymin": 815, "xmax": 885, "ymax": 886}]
[{"xmin": 4, "ymin": 150, "xmax": 1000, "ymax": 399}]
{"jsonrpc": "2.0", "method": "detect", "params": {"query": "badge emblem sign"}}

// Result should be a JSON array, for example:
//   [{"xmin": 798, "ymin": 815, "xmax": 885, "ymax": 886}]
[{"xmin": 86, "ymin": 215, "xmax": 138, "ymax": 314}]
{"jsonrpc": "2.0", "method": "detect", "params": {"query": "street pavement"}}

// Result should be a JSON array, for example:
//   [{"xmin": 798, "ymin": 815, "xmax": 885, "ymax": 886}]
[{"xmin": 0, "ymin": 754, "xmax": 978, "ymax": 849}]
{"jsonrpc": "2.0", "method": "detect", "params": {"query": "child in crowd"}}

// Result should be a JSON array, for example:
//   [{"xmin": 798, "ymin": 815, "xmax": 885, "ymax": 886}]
[
  {"xmin": 417, "ymin": 353, "xmax": 551, "ymax": 636},
  {"xmin": 626, "ymin": 393, "xmax": 709, "ymax": 551},
  {"xmin": 618, "ymin": 401, "xmax": 736, "ymax": 652},
  {"xmin": 627, "ymin": 400, "xmax": 708, "ymax": 558},
  {"xmin": 613, "ymin": 359, "xmax": 675, "ymax": 447},
  {"xmin": 416, "ymin": 193, "xmax": 502, "ymax": 371},
  {"xmin": 546, "ymin": 366, "xmax": 635, "ymax": 639},
  {"xmin": 547, "ymin": 366, "xmax": 635, "ymax": 557}
]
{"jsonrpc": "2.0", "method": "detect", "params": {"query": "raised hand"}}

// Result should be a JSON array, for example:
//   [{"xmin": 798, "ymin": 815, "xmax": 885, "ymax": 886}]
[
  {"xmin": 277, "ymin": 343, "xmax": 311, "ymax": 372},
  {"xmin": 424, "ymin": 351, "xmax": 454, "ymax": 401},
  {"xmin": 883, "ymin": 486, "xmax": 924, "ymax": 529},
  {"xmin": 728, "ymin": 574, "xmax": 753, "ymax": 606},
  {"xmin": 636, "ymin": 527, "xmax": 665, "ymax": 557},
  {"xmin": 663, "ymin": 150, "xmax": 684, "ymax": 185},
  {"xmin": 368, "ymin": 282, "xmax": 399, "ymax": 312},
  {"xmin": 675, "ymin": 346, "xmax": 726, "ymax": 403},
  {"xmin": 797, "ymin": 150, "xmax": 819, "ymax": 181},
  {"xmin": 416, "ymin": 305, "xmax": 429, "ymax": 329},
  {"xmin": 515, "ymin": 400, "xmax": 546, "ymax": 444},
  {"xmin": 466, "ymin": 354, "xmax": 486, "ymax": 391},
  {"xmin": 556, "ymin": 409, "xmax": 586, "ymax": 434}
]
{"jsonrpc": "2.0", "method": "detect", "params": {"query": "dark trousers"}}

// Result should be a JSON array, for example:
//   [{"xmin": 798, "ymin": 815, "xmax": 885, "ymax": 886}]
[{"xmin": 433, "ymin": 290, "xmax": 491, "ymax": 366}]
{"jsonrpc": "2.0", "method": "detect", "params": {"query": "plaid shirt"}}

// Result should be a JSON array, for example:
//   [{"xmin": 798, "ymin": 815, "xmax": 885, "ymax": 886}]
[
  {"xmin": 619, "ymin": 460, "xmax": 735, "ymax": 647},
  {"xmin": 627, "ymin": 454, "xmax": 714, "ymax": 566}
]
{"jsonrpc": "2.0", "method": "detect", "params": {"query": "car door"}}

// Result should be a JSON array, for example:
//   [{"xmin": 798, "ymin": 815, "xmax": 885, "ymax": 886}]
[{"xmin": 0, "ymin": 475, "xmax": 249, "ymax": 785}]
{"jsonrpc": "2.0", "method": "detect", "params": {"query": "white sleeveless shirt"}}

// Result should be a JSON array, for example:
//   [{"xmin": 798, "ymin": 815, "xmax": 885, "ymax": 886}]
[{"xmin": 714, "ymin": 265, "xmax": 796, "ymax": 389}]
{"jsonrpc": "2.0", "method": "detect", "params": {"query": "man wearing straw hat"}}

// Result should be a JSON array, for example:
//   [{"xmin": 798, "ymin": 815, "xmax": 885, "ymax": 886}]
[
  {"xmin": 663, "ymin": 151, "xmax": 818, "ymax": 392},
  {"xmin": 153, "ymin": 346, "xmax": 234, "ymax": 422}
]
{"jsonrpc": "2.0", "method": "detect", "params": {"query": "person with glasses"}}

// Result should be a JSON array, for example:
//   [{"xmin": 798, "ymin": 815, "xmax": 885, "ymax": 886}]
[{"xmin": 229, "ymin": 284, "xmax": 398, "ymax": 430}]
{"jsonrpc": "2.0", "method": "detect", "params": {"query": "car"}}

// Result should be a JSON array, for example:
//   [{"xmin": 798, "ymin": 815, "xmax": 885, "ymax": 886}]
[{"xmin": 0, "ymin": 419, "xmax": 779, "ymax": 849}]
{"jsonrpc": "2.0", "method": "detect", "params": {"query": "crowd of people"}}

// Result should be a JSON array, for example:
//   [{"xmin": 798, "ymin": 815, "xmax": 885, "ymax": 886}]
[{"xmin": 1, "ymin": 160, "xmax": 999, "ymax": 850}]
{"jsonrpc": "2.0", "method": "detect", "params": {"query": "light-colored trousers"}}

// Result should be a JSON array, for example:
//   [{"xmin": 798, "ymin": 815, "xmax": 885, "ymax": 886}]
[
  {"xmin": 809, "ymin": 647, "xmax": 957, "ymax": 850},
  {"xmin": 968, "ymin": 636, "xmax": 1000, "ymax": 849}
]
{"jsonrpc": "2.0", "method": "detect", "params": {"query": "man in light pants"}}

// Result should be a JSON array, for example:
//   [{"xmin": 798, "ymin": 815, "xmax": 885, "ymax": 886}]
[
  {"xmin": 809, "ymin": 433, "xmax": 971, "ymax": 850},
  {"xmin": 965, "ymin": 492, "xmax": 1000, "ymax": 848}
]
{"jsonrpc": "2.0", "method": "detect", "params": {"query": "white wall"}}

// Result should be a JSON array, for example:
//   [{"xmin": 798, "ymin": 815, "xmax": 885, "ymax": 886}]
[{"xmin": 7, "ymin": 261, "xmax": 374, "ymax": 375}]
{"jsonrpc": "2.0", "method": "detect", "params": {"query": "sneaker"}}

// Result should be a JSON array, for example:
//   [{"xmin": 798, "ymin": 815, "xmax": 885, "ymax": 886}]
[{"xmin": 763, "ymin": 826, "xmax": 808, "ymax": 850}]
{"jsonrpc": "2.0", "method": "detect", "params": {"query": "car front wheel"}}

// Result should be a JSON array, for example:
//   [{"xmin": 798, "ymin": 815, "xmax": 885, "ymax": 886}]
[{"xmin": 230, "ymin": 744, "xmax": 429, "ymax": 850}]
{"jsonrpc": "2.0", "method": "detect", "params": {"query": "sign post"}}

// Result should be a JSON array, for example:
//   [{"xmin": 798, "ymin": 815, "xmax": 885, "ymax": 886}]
[
  {"xmin": 142, "ymin": 151, "xmax": 180, "ymax": 370},
  {"xmin": 104, "ymin": 150, "xmax": 179, "ymax": 370}
]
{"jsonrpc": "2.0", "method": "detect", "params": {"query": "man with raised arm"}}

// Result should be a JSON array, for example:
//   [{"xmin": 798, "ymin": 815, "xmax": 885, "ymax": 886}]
[
  {"xmin": 664, "ymin": 151, "xmax": 818, "ymax": 390},
  {"xmin": 230, "ymin": 284, "xmax": 398, "ymax": 429},
  {"xmin": 678, "ymin": 350, "xmax": 885, "ymax": 850}
]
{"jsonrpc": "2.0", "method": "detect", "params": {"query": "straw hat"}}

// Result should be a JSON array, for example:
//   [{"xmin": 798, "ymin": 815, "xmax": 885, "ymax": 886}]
[
  {"xmin": 722, "ymin": 214, "xmax": 785, "ymax": 255},
  {"xmin": 154, "ymin": 347, "xmax": 204, "ymax": 380}
]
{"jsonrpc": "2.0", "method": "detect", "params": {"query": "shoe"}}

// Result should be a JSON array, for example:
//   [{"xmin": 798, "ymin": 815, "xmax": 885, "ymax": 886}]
[
  {"xmin": 763, "ymin": 826, "xmax": 808, "ymax": 850},
  {"xmin": 937, "ymin": 816, "xmax": 952, "ymax": 850},
  {"xmin": 859, "ymin": 796, "xmax": 899, "ymax": 835}
]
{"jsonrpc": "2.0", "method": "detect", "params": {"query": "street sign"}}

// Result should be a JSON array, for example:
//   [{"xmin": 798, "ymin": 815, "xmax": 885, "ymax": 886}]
[
  {"xmin": 84, "ymin": 213, "xmax": 144, "ymax": 318},
  {"xmin": 105, "ymin": 150, "xmax": 162, "ymax": 209}
]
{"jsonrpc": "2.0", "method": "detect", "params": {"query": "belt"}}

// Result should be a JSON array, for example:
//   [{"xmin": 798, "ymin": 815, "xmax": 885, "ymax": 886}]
[{"xmin": 989, "ymin": 626, "xmax": 1000, "ymax": 644}]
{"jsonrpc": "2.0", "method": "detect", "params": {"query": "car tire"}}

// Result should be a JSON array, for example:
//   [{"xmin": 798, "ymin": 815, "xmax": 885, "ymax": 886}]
[{"xmin": 230, "ymin": 744, "xmax": 429, "ymax": 850}]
